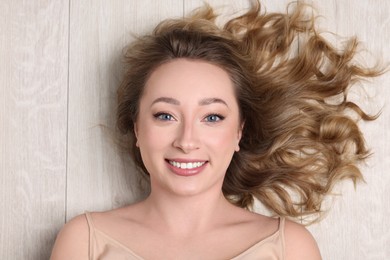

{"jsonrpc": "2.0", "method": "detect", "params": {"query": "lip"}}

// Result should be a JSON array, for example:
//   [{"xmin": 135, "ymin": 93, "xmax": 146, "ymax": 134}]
[{"xmin": 165, "ymin": 158, "xmax": 208, "ymax": 177}]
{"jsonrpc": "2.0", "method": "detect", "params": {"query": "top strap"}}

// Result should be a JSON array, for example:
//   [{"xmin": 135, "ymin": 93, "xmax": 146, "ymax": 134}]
[
  {"xmin": 84, "ymin": 211, "xmax": 95, "ymax": 260},
  {"xmin": 279, "ymin": 217, "xmax": 286, "ymax": 260}
]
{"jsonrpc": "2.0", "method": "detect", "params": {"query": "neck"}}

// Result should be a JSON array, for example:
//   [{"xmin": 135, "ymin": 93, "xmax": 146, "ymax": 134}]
[{"xmin": 142, "ymin": 187, "xmax": 234, "ymax": 236}]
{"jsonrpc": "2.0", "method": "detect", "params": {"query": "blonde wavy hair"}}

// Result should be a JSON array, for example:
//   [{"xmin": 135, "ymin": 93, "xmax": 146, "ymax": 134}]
[{"xmin": 117, "ymin": 1, "xmax": 383, "ymax": 222}]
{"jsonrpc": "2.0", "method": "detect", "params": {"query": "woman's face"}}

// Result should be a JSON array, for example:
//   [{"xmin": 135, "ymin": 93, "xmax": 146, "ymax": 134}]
[{"xmin": 135, "ymin": 59, "xmax": 242, "ymax": 196}]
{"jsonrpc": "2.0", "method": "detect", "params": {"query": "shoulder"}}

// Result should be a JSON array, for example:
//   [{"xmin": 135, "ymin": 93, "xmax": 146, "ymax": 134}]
[
  {"xmin": 283, "ymin": 219, "xmax": 322, "ymax": 260},
  {"xmin": 50, "ymin": 213, "xmax": 89, "ymax": 260}
]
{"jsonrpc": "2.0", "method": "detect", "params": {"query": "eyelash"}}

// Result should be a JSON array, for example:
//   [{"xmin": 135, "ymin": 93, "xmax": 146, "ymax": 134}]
[
  {"xmin": 153, "ymin": 113, "xmax": 225, "ymax": 123},
  {"xmin": 203, "ymin": 114, "xmax": 225, "ymax": 122},
  {"xmin": 153, "ymin": 112, "xmax": 175, "ymax": 121}
]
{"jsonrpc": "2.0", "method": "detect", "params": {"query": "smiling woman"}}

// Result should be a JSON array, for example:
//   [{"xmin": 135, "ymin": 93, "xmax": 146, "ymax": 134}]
[
  {"xmin": 136, "ymin": 59, "xmax": 242, "ymax": 196},
  {"xmin": 50, "ymin": 0, "xmax": 384, "ymax": 259}
]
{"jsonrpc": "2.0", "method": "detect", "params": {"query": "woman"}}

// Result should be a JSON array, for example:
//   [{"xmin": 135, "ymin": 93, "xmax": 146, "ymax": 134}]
[{"xmin": 51, "ymin": 1, "xmax": 381, "ymax": 259}]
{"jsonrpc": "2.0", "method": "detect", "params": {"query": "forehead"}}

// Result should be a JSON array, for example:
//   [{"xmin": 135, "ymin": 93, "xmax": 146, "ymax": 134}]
[{"xmin": 143, "ymin": 59, "xmax": 236, "ymax": 100}]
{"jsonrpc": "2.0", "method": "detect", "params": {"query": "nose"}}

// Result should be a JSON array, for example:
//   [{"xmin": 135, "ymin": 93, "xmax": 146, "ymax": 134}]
[{"xmin": 173, "ymin": 119, "xmax": 200, "ymax": 153}]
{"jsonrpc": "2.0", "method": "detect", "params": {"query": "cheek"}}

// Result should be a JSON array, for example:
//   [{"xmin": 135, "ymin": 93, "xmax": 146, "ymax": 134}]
[
  {"xmin": 136, "ymin": 123, "xmax": 167, "ymax": 173},
  {"xmin": 137, "ymin": 120, "xmax": 174, "ymax": 152},
  {"xmin": 204, "ymin": 127, "xmax": 240, "ymax": 151}
]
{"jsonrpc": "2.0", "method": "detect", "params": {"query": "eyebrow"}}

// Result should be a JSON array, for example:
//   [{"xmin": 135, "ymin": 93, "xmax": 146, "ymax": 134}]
[
  {"xmin": 199, "ymin": 98, "xmax": 229, "ymax": 108},
  {"xmin": 151, "ymin": 97, "xmax": 229, "ymax": 108},
  {"xmin": 151, "ymin": 97, "xmax": 180, "ymax": 106}
]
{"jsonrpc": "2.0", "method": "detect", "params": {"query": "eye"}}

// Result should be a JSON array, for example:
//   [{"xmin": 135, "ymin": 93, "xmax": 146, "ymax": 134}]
[
  {"xmin": 204, "ymin": 114, "xmax": 225, "ymax": 122},
  {"xmin": 154, "ymin": 113, "xmax": 175, "ymax": 121}
]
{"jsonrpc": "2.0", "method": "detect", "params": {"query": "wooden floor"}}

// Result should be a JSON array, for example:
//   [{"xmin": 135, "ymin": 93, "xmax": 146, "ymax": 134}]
[{"xmin": 1, "ymin": 1, "xmax": 389, "ymax": 259}]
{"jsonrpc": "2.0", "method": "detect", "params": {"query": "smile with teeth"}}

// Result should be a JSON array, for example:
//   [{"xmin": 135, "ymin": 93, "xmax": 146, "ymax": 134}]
[{"xmin": 168, "ymin": 161, "xmax": 206, "ymax": 169}]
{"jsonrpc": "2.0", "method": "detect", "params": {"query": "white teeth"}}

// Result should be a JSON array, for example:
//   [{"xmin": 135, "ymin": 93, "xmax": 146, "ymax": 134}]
[{"xmin": 169, "ymin": 161, "xmax": 205, "ymax": 169}]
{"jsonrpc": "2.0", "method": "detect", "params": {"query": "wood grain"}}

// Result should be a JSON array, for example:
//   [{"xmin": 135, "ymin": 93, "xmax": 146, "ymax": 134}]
[
  {"xmin": 306, "ymin": 1, "xmax": 390, "ymax": 259},
  {"xmin": 185, "ymin": 0, "xmax": 291, "ymax": 20},
  {"xmin": 0, "ymin": 1, "xmax": 69, "ymax": 259}
]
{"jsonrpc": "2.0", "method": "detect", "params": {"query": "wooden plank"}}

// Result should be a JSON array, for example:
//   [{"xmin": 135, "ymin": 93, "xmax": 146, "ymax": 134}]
[
  {"xmin": 306, "ymin": 1, "xmax": 390, "ymax": 259},
  {"xmin": 0, "ymin": 1, "xmax": 69, "ymax": 259},
  {"xmin": 184, "ymin": 0, "xmax": 291, "ymax": 19},
  {"xmin": 67, "ymin": 0, "xmax": 184, "ymax": 220}
]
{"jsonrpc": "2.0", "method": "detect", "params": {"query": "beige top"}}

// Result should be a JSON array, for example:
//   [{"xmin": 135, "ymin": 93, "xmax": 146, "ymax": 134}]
[{"xmin": 85, "ymin": 212, "xmax": 285, "ymax": 260}]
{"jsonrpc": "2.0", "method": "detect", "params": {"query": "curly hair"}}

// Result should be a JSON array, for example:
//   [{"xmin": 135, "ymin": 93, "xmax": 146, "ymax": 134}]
[{"xmin": 116, "ymin": 0, "xmax": 383, "ymax": 221}]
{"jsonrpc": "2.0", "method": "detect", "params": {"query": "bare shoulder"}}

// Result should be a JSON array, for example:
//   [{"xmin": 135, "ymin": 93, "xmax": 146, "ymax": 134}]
[
  {"xmin": 50, "ymin": 214, "xmax": 89, "ymax": 260},
  {"xmin": 284, "ymin": 219, "xmax": 322, "ymax": 260}
]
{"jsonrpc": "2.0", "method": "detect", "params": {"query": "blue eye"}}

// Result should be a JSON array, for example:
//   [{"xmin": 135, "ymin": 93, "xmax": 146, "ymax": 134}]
[
  {"xmin": 204, "ymin": 114, "xmax": 224, "ymax": 122},
  {"xmin": 154, "ymin": 113, "xmax": 174, "ymax": 121}
]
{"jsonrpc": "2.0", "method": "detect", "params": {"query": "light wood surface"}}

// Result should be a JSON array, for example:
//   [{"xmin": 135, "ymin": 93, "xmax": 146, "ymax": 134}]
[
  {"xmin": 306, "ymin": 1, "xmax": 390, "ymax": 259},
  {"xmin": 0, "ymin": 1, "xmax": 69, "ymax": 259},
  {"xmin": 1, "ymin": 1, "xmax": 389, "ymax": 259}
]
